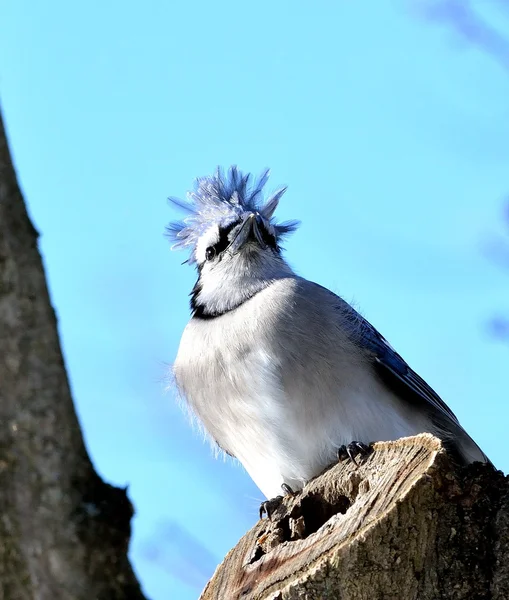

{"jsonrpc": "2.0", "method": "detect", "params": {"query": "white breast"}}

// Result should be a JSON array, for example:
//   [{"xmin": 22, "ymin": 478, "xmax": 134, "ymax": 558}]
[{"xmin": 173, "ymin": 278, "xmax": 431, "ymax": 498}]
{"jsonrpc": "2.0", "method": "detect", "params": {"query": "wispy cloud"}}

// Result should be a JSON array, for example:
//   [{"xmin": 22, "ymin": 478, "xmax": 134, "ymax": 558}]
[
  {"xmin": 139, "ymin": 520, "xmax": 219, "ymax": 591},
  {"xmin": 487, "ymin": 316, "xmax": 509, "ymax": 341},
  {"xmin": 481, "ymin": 198, "xmax": 509, "ymax": 271},
  {"xmin": 412, "ymin": 0, "xmax": 509, "ymax": 71},
  {"xmin": 482, "ymin": 197, "xmax": 509, "ymax": 343}
]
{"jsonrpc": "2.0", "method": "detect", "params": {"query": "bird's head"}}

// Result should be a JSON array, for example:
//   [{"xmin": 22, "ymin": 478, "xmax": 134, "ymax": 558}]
[{"xmin": 167, "ymin": 166, "xmax": 299, "ymax": 318}]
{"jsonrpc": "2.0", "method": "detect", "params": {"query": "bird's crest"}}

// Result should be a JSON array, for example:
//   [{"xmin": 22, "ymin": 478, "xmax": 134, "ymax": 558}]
[{"xmin": 166, "ymin": 166, "xmax": 299, "ymax": 263}]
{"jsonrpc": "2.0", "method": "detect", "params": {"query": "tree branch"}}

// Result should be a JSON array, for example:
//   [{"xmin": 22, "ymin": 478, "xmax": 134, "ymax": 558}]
[{"xmin": 0, "ymin": 106, "xmax": 147, "ymax": 599}]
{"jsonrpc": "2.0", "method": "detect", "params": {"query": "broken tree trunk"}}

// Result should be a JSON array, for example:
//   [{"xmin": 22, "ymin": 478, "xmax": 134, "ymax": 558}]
[
  {"xmin": 0, "ymin": 107, "xmax": 147, "ymax": 598},
  {"xmin": 201, "ymin": 434, "xmax": 508, "ymax": 600}
]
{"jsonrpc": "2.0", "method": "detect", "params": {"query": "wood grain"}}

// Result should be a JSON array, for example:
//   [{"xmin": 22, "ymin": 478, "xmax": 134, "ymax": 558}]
[{"xmin": 201, "ymin": 434, "xmax": 508, "ymax": 600}]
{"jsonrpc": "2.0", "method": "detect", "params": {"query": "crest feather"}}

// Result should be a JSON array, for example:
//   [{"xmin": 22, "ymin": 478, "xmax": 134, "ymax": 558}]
[{"xmin": 166, "ymin": 166, "xmax": 299, "ymax": 262}]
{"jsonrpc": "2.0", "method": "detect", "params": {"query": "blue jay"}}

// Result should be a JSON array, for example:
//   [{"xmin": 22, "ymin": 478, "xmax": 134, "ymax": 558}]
[{"xmin": 168, "ymin": 167, "xmax": 489, "ymax": 507}]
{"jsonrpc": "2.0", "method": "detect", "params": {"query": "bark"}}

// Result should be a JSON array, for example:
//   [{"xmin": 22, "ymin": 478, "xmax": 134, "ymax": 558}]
[
  {"xmin": 0, "ymin": 107, "xmax": 147, "ymax": 599},
  {"xmin": 201, "ymin": 434, "xmax": 509, "ymax": 600}
]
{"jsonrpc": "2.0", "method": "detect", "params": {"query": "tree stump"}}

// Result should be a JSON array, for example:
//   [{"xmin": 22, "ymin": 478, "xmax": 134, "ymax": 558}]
[{"xmin": 201, "ymin": 434, "xmax": 508, "ymax": 600}]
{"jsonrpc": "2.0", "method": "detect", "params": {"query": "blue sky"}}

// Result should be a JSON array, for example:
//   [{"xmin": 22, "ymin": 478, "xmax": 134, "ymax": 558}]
[{"xmin": 1, "ymin": 1, "xmax": 508, "ymax": 598}]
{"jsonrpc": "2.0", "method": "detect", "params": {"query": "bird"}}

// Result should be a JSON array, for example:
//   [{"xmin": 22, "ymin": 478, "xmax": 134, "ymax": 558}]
[{"xmin": 168, "ymin": 166, "xmax": 490, "ymax": 508}]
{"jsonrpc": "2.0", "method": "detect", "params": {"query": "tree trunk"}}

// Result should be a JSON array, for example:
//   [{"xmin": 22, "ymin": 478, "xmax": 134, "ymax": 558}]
[
  {"xmin": 201, "ymin": 434, "xmax": 508, "ymax": 600},
  {"xmin": 0, "ymin": 107, "xmax": 147, "ymax": 599}
]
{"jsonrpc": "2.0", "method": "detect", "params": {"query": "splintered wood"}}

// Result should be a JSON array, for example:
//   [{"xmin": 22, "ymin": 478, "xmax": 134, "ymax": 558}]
[{"xmin": 200, "ymin": 434, "xmax": 508, "ymax": 600}]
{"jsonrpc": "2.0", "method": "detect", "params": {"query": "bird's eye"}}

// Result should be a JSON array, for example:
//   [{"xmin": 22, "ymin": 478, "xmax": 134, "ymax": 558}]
[{"xmin": 205, "ymin": 247, "xmax": 216, "ymax": 261}]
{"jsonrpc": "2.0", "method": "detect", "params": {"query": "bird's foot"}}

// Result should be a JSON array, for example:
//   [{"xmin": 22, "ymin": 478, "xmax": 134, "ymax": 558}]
[
  {"xmin": 337, "ymin": 441, "xmax": 372, "ymax": 467},
  {"xmin": 259, "ymin": 496, "xmax": 283, "ymax": 520},
  {"xmin": 281, "ymin": 483, "xmax": 295, "ymax": 496},
  {"xmin": 259, "ymin": 484, "xmax": 295, "ymax": 520}
]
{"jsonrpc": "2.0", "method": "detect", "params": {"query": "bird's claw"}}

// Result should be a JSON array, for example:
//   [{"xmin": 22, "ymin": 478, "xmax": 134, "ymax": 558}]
[
  {"xmin": 259, "ymin": 496, "xmax": 283, "ymax": 520},
  {"xmin": 337, "ymin": 441, "xmax": 372, "ymax": 467},
  {"xmin": 281, "ymin": 483, "xmax": 295, "ymax": 496},
  {"xmin": 259, "ymin": 483, "xmax": 296, "ymax": 519}
]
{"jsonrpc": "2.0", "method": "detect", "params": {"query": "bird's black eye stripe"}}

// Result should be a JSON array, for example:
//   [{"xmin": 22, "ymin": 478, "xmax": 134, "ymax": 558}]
[
  {"xmin": 210, "ymin": 221, "xmax": 240, "ymax": 257},
  {"xmin": 204, "ymin": 218, "xmax": 279, "ymax": 262}
]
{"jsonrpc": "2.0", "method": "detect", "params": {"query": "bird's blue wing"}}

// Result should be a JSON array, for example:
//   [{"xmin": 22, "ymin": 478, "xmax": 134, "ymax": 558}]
[
  {"xmin": 351, "ymin": 311, "xmax": 462, "ymax": 426},
  {"xmin": 314, "ymin": 283, "xmax": 462, "ymax": 426}
]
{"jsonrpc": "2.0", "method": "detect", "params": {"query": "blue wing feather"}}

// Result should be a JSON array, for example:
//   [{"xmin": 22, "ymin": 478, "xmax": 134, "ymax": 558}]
[
  {"xmin": 314, "ymin": 283, "xmax": 462, "ymax": 426},
  {"xmin": 358, "ymin": 319, "xmax": 461, "ymax": 425}
]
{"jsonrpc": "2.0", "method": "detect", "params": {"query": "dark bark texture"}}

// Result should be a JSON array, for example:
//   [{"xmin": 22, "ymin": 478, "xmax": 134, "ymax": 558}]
[
  {"xmin": 202, "ymin": 434, "xmax": 508, "ymax": 600},
  {"xmin": 0, "ymin": 107, "xmax": 147, "ymax": 599}
]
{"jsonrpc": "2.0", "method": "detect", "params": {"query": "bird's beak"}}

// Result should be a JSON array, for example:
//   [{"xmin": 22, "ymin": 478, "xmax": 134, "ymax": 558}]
[{"xmin": 229, "ymin": 214, "xmax": 266, "ymax": 253}]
